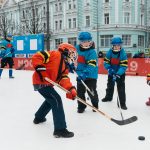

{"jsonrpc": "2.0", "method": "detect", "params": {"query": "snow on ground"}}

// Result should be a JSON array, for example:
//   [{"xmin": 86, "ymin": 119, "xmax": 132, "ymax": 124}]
[{"xmin": 0, "ymin": 70, "xmax": 150, "ymax": 150}]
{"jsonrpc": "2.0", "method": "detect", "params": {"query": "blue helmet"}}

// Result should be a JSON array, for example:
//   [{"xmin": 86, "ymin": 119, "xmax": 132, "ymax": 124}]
[
  {"xmin": 111, "ymin": 37, "xmax": 123, "ymax": 45},
  {"xmin": 7, "ymin": 34, "xmax": 13, "ymax": 38},
  {"xmin": 78, "ymin": 32, "xmax": 92, "ymax": 41}
]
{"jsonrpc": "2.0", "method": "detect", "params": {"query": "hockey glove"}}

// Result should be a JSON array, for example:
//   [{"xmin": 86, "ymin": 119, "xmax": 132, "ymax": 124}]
[
  {"xmin": 147, "ymin": 74, "xmax": 150, "ymax": 85},
  {"xmin": 108, "ymin": 68, "xmax": 115, "ymax": 76},
  {"xmin": 113, "ymin": 74, "xmax": 120, "ymax": 82},
  {"xmin": 66, "ymin": 62, "xmax": 75, "ymax": 73},
  {"xmin": 66, "ymin": 86, "xmax": 77, "ymax": 100},
  {"xmin": 35, "ymin": 65, "xmax": 46, "ymax": 82}
]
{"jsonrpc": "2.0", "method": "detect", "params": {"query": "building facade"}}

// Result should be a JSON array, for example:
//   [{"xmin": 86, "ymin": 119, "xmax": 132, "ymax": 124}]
[{"xmin": 0, "ymin": 0, "xmax": 150, "ymax": 56}]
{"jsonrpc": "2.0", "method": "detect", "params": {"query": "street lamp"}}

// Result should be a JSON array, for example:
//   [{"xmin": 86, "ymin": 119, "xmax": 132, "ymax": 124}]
[{"xmin": 46, "ymin": 0, "xmax": 50, "ymax": 50}]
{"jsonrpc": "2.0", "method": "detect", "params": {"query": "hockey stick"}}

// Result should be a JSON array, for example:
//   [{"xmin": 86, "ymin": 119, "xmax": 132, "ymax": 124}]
[
  {"xmin": 73, "ymin": 71, "xmax": 94, "ymax": 96},
  {"xmin": 16, "ymin": 63, "xmax": 25, "ymax": 70},
  {"xmin": 44, "ymin": 77, "xmax": 138, "ymax": 126},
  {"xmin": 115, "ymin": 82, "xmax": 124, "ymax": 121}
]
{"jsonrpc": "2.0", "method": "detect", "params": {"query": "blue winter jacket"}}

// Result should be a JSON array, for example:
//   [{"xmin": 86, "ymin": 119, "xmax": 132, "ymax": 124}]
[
  {"xmin": 104, "ymin": 48, "xmax": 128, "ymax": 75},
  {"xmin": 0, "ymin": 39, "xmax": 15, "ymax": 58},
  {"xmin": 76, "ymin": 45, "xmax": 98, "ymax": 79}
]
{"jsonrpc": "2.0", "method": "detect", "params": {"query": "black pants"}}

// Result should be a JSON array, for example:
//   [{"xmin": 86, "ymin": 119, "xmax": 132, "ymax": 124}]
[
  {"xmin": 1, "ymin": 57, "xmax": 14, "ymax": 68},
  {"xmin": 105, "ymin": 74, "xmax": 126, "ymax": 105},
  {"xmin": 77, "ymin": 79, "xmax": 99, "ymax": 110},
  {"xmin": 35, "ymin": 86, "xmax": 67, "ymax": 130}
]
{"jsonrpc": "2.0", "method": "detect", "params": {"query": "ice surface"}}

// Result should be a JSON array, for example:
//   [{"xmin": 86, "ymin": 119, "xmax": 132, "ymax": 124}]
[{"xmin": 0, "ymin": 70, "xmax": 150, "ymax": 150}]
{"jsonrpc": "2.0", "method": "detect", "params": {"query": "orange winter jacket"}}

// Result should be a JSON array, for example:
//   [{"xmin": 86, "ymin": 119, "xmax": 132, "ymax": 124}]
[{"xmin": 32, "ymin": 50, "xmax": 73, "ymax": 90}]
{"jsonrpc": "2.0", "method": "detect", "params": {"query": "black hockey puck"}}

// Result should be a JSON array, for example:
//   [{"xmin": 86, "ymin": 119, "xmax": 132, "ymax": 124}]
[{"xmin": 138, "ymin": 136, "xmax": 145, "ymax": 140}]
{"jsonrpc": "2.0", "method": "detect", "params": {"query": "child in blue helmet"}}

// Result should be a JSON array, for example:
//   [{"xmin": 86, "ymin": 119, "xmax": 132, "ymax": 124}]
[
  {"xmin": 102, "ymin": 37, "xmax": 128, "ymax": 110},
  {"xmin": 0, "ymin": 34, "xmax": 15, "ymax": 79},
  {"xmin": 76, "ymin": 31, "xmax": 99, "ymax": 113}
]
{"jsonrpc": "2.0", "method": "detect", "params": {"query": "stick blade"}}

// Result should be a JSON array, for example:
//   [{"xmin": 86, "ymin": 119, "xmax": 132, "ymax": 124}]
[{"xmin": 111, "ymin": 116, "xmax": 138, "ymax": 126}]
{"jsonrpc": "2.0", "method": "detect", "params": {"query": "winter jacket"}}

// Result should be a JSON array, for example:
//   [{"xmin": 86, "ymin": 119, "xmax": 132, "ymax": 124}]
[
  {"xmin": 0, "ymin": 39, "xmax": 15, "ymax": 58},
  {"xmin": 76, "ymin": 45, "xmax": 98, "ymax": 79},
  {"xmin": 104, "ymin": 48, "xmax": 128, "ymax": 75},
  {"xmin": 32, "ymin": 50, "xmax": 74, "ymax": 90}
]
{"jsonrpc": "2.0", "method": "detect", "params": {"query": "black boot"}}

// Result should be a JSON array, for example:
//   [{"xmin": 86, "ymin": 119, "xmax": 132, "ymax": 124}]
[
  {"xmin": 33, "ymin": 117, "xmax": 46, "ymax": 124},
  {"xmin": 121, "ymin": 104, "xmax": 127, "ymax": 110},
  {"xmin": 101, "ymin": 97, "xmax": 112, "ymax": 102},
  {"xmin": 53, "ymin": 129, "xmax": 74, "ymax": 138},
  {"xmin": 77, "ymin": 108, "xmax": 85, "ymax": 113}
]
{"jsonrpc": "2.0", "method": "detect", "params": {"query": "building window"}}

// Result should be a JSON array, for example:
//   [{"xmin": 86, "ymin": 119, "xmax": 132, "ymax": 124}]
[
  {"xmin": 85, "ymin": 16, "xmax": 90, "ymax": 27},
  {"xmin": 122, "ymin": 35, "xmax": 131, "ymax": 46},
  {"xmin": 59, "ymin": 20, "xmax": 62, "ymax": 30},
  {"xmin": 100, "ymin": 35, "xmax": 113, "ymax": 47},
  {"xmin": 124, "ymin": 12, "xmax": 130, "ymax": 24},
  {"xmin": 138, "ymin": 35, "xmax": 144, "ymax": 47},
  {"xmin": 36, "ymin": 8, "xmax": 38, "ymax": 16},
  {"xmin": 22, "ymin": 10, "xmax": 25, "ymax": 19},
  {"xmin": 73, "ymin": 18, "xmax": 76, "ymax": 28},
  {"xmin": 68, "ymin": 37, "xmax": 77, "ymax": 46},
  {"xmin": 73, "ymin": 0, "xmax": 76, "ymax": 9},
  {"xmin": 55, "ymin": 4, "xmax": 58, "ymax": 12},
  {"xmin": 125, "ymin": 0, "xmax": 129, "ymax": 2},
  {"xmin": 59, "ymin": 3, "xmax": 62, "ymax": 11},
  {"xmin": 68, "ymin": 19, "xmax": 71, "ymax": 29},
  {"xmin": 68, "ymin": 1, "xmax": 71, "ymax": 9},
  {"xmin": 105, "ymin": 0, "xmax": 109, "ymax": 2},
  {"xmin": 141, "ymin": 14, "xmax": 144, "ymax": 25},
  {"xmin": 43, "ymin": 23, "xmax": 46, "ymax": 32},
  {"xmin": 55, "ymin": 21, "xmax": 58, "ymax": 30},
  {"xmin": 104, "ymin": 13, "xmax": 109, "ymax": 24},
  {"xmin": 43, "ymin": 6, "xmax": 46, "ymax": 15},
  {"xmin": 141, "ymin": 0, "xmax": 144, "ymax": 4},
  {"xmin": 55, "ymin": 38, "xmax": 63, "ymax": 48},
  {"xmin": 84, "ymin": 0, "xmax": 90, "ymax": 6}
]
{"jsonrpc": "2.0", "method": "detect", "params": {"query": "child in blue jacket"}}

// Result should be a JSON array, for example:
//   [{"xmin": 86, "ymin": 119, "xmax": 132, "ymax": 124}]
[
  {"xmin": 76, "ymin": 32, "xmax": 99, "ymax": 113},
  {"xmin": 102, "ymin": 37, "xmax": 128, "ymax": 110},
  {"xmin": 0, "ymin": 34, "xmax": 15, "ymax": 78}
]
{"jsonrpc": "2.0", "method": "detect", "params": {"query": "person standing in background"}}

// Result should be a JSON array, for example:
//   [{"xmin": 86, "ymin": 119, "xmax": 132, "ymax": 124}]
[{"xmin": 0, "ymin": 34, "xmax": 15, "ymax": 78}]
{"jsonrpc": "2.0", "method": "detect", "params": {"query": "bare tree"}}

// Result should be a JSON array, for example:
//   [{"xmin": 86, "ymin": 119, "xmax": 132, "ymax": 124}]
[
  {"xmin": 19, "ymin": 0, "xmax": 44, "ymax": 34},
  {"xmin": 0, "ymin": 11, "xmax": 11, "ymax": 38}
]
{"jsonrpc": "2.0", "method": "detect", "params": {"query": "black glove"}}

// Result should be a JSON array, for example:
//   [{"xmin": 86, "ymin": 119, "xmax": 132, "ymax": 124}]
[{"xmin": 35, "ymin": 65, "xmax": 46, "ymax": 82}]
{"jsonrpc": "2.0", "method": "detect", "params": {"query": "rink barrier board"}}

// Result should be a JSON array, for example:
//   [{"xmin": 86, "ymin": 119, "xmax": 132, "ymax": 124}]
[{"xmin": 1, "ymin": 58, "xmax": 150, "ymax": 76}]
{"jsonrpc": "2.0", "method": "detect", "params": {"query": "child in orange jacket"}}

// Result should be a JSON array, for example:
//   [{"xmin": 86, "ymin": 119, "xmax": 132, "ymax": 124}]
[{"xmin": 32, "ymin": 43, "xmax": 77, "ymax": 138}]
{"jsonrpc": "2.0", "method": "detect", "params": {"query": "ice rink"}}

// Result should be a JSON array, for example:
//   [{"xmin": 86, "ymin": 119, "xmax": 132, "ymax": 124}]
[{"xmin": 0, "ymin": 70, "xmax": 150, "ymax": 150}]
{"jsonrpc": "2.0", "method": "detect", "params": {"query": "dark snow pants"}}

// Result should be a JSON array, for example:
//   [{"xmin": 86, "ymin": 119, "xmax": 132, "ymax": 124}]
[{"xmin": 35, "ymin": 86, "xmax": 67, "ymax": 130}]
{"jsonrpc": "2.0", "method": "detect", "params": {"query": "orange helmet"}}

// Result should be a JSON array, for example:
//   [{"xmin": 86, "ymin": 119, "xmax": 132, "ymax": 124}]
[{"xmin": 58, "ymin": 43, "xmax": 77, "ymax": 64}]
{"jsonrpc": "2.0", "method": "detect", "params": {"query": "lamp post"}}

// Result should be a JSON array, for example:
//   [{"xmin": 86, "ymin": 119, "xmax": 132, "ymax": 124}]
[{"xmin": 46, "ymin": 0, "xmax": 50, "ymax": 50}]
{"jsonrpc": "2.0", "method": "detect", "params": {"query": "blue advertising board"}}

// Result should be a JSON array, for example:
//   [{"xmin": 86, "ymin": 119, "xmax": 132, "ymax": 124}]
[{"xmin": 13, "ymin": 34, "xmax": 44, "ymax": 58}]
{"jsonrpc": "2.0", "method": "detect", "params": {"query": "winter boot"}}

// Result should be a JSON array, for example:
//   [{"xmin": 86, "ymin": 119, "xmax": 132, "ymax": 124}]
[
  {"xmin": 146, "ymin": 98, "xmax": 150, "ymax": 106},
  {"xmin": 33, "ymin": 117, "xmax": 46, "ymax": 124},
  {"xmin": 53, "ymin": 129, "xmax": 74, "ymax": 138},
  {"xmin": 101, "ymin": 97, "xmax": 112, "ymax": 102},
  {"xmin": 77, "ymin": 108, "xmax": 85, "ymax": 113},
  {"xmin": 0, "ymin": 69, "xmax": 3, "ymax": 77},
  {"xmin": 9, "ymin": 69, "xmax": 14, "ymax": 78},
  {"xmin": 121, "ymin": 104, "xmax": 127, "ymax": 110}
]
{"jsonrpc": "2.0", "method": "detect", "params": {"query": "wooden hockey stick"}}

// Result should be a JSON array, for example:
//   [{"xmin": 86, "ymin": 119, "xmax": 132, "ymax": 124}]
[
  {"xmin": 73, "ymin": 71, "xmax": 94, "ymax": 96},
  {"xmin": 44, "ymin": 77, "xmax": 138, "ymax": 126}
]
